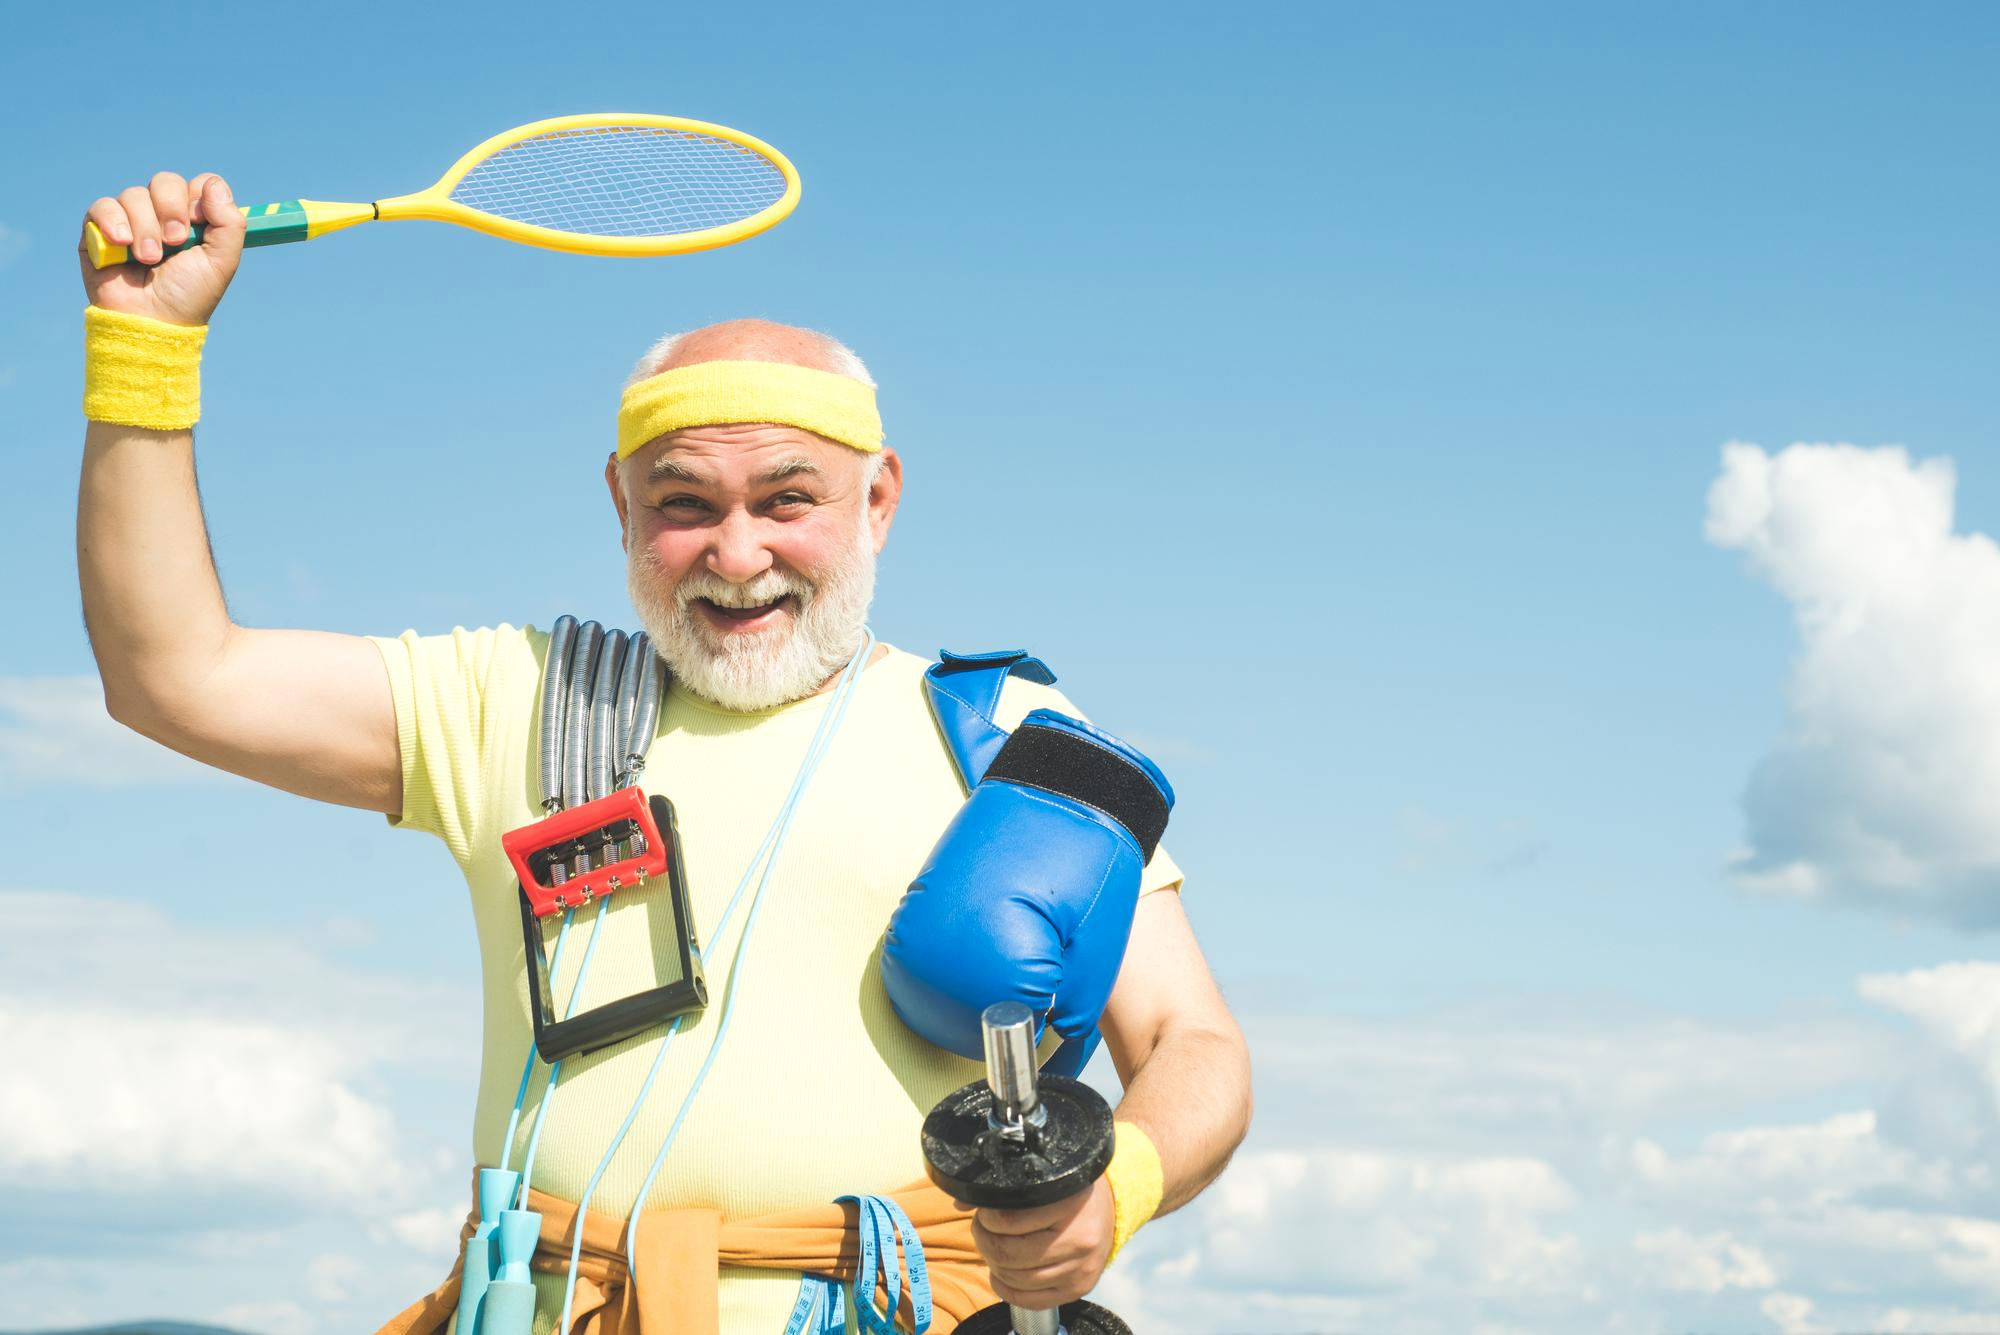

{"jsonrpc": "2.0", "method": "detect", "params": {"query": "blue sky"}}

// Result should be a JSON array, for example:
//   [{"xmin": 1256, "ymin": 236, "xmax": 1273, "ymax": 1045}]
[{"xmin": 6, "ymin": 3, "xmax": 2000, "ymax": 1332}]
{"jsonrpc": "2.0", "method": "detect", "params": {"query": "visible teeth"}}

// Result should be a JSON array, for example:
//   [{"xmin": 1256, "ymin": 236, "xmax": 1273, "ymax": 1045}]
[{"xmin": 681, "ymin": 577, "xmax": 805, "ymax": 611}]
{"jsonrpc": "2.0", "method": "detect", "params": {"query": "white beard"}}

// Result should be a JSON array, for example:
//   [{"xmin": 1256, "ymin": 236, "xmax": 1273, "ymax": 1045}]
[{"xmin": 626, "ymin": 505, "xmax": 876, "ymax": 712}]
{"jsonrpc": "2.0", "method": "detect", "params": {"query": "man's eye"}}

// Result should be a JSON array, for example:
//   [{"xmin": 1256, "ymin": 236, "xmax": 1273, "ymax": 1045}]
[
  {"xmin": 769, "ymin": 492, "xmax": 812, "ymax": 510},
  {"xmin": 657, "ymin": 496, "xmax": 709, "ymax": 515}
]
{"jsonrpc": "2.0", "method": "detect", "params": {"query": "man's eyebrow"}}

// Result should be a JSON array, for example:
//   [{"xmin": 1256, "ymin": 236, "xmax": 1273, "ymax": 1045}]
[
  {"xmin": 643, "ymin": 456, "xmax": 824, "ymax": 487},
  {"xmin": 755, "ymin": 457, "xmax": 824, "ymax": 485},
  {"xmin": 646, "ymin": 457, "xmax": 713, "ymax": 486}
]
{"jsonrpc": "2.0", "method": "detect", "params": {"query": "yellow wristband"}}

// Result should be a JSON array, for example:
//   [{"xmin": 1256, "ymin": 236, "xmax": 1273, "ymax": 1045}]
[
  {"xmin": 83, "ymin": 305, "xmax": 207, "ymax": 431},
  {"xmin": 1104, "ymin": 1121, "xmax": 1164, "ymax": 1263}
]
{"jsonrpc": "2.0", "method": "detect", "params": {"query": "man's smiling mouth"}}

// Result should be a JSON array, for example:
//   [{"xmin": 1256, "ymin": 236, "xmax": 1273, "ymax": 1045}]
[{"xmin": 695, "ymin": 594, "xmax": 798, "ymax": 627}]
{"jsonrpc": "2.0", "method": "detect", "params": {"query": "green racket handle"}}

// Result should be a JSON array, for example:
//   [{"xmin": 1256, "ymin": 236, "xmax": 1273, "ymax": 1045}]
[{"xmin": 83, "ymin": 201, "xmax": 360, "ymax": 269}]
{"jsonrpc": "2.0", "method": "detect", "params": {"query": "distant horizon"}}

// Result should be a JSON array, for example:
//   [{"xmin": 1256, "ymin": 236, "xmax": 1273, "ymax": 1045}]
[{"xmin": 2, "ymin": 1324, "xmax": 251, "ymax": 1335}]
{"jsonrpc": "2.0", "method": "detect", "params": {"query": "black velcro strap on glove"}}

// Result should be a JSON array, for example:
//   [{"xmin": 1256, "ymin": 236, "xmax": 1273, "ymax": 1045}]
[{"xmin": 984, "ymin": 717, "xmax": 1171, "ymax": 861}]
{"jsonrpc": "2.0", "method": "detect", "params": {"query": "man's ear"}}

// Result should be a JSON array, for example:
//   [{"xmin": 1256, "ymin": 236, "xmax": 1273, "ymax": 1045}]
[
  {"xmin": 605, "ymin": 454, "xmax": 630, "ymax": 549},
  {"xmin": 868, "ymin": 448, "xmax": 904, "ymax": 555}
]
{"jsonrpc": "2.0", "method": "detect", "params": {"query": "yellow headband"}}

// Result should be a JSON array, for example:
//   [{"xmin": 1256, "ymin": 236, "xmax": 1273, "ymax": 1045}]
[{"xmin": 616, "ymin": 359, "xmax": 883, "ymax": 459}]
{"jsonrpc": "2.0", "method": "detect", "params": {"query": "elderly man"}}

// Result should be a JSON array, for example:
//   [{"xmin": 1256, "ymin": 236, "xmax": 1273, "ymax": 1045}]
[{"xmin": 78, "ymin": 171, "xmax": 1252, "ymax": 1334}]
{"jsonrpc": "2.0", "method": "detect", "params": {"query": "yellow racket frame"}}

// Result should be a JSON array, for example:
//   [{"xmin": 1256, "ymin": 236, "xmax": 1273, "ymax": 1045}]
[{"xmin": 84, "ymin": 112, "xmax": 801, "ymax": 268}]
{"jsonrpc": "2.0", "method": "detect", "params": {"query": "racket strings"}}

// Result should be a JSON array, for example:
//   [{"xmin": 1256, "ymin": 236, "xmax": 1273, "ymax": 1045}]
[{"xmin": 449, "ymin": 125, "xmax": 789, "ymax": 238}]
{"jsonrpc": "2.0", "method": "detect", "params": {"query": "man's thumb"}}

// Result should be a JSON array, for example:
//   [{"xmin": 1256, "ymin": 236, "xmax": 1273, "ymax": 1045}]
[{"xmin": 200, "ymin": 176, "xmax": 246, "ymax": 249}]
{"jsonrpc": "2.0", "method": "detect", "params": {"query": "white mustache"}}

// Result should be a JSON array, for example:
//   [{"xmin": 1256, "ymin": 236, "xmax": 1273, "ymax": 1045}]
[{"xmin": 675, "ymin": 569, "xmax": 813, "ymax": 611}]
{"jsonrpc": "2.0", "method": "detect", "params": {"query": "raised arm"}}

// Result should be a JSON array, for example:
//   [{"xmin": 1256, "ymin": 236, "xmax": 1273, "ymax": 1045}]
[{"xmin": 78, "ymin": 172, "xmax": 401, "ymax": 814}]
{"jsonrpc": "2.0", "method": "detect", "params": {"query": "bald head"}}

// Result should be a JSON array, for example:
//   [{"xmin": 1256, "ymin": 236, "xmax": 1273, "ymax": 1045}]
[{"xmin": 627, "ymin": 318, "xmax": 875, "ymax": 388}]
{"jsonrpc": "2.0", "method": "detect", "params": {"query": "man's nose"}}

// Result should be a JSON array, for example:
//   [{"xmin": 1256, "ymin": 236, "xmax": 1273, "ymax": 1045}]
[{"xmin": 705, "ymin": 509, "xmax": 774, "ymax": 585}]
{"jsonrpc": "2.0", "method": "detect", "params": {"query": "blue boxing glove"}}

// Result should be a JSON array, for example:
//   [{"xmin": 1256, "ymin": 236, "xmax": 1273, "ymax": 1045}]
[{"xmin": 883, "ymin": 706, "xmax": 1174, "ymax": 1077}]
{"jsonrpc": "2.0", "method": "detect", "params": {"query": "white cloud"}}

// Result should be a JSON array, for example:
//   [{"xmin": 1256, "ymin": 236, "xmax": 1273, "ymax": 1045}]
[
  {"xmin": 1633, "ymin": 1227, "xmax": 1777, "ymax": 1294},
  {"xmin": 1083, "ymin": 1004, "xmax": 1877, "ymax": 1332},
  {"xmin": 0, "ymin": 890, "xmax": 470, "ymax": 1207},
  {"xmin": 1862, "ymin": 961, "xmax": 2000, "ymax": 1104},
  {"xmin": 0, "ymin": 1002, "xmax": 404, "ymax": 1199},
  {"xmin": 0, "ymin": 890, "xmax": 471, "ymax": 1052},
  {"xmin": 1201, "ymin": 1148, "xmax": 1579, "ymax": 1291},
  {"xmin": 1580, "ymin": 962, "xmax": 2000, "ymax": 1323},
  {"xmin": 215, "ymin": 1298, "xmax": 312, "ymax": 1335},
  {"xmin": 380, "ymin": 1204, "xmax": 465, "ymax": 1251},
  {"xmin": 0, "ymin": 675, "xmax": 236, "ymax": 787},
  {"xmin": 306, "ymin": 1252, "xmax": 367, "ymax": 1303},
  {"xmin": 1245, "ymin": 1000, "xmax": 1897, "ymax": 1153},
  {"xmin": 0, "ymin": 888, "xmax": 476, "ymax": 1331},
  {"xmin": 1706, "ymin": 441, "xmax": 2000, "ymax": 922},
  {"xmin": 1866, "ymin": 1307, "xmax": 2000, "ymax": 1333},
  {"xmin": 1762, "ymin": 1202, "xmax": 2000, "ymax": 1300},
  {"xmin": 1750, "ymin": 1292, "xmax": 2000, "ymax": 1335},
  {"xmin": 1096, "ymin": 977, "xmax": 2000, "ymax": 1334},
  {"xmin": 1613, "ymin": 1110, "xmax": 1962, "ymax": 1205},
  {"xmin": 1098, "ymin": 1146, "xmax": 1583, "ymax": 1333},
  {"xmin": 1859, "ymin": 963, "xmax": 2000, "ymax": 1205},
  {"xmin": 1762, "ymin": 1290, "xmax": 1825, "ymax": 1334}
]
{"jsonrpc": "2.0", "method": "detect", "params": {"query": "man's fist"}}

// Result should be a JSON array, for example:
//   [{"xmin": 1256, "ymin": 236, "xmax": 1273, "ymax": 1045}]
[
  {"xmin": 80, "ymin": 172, "xmax": 245, "ymax": 327},
  {"xmin": 962, "ymin": 1180, "xmax": 1116, "ymax": 1310}
]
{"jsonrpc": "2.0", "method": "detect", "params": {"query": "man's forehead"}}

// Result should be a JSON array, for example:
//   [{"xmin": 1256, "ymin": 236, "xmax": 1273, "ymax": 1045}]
[{"xmin": 630, "ymin": 423, "xmax": 857, "ymax": 484}]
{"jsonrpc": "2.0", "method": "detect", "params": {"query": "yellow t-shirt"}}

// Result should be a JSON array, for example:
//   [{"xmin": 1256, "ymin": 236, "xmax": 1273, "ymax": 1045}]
[{"xmin": 372, "ymin": 627, "xmax": 1183, "ymax": 1334}]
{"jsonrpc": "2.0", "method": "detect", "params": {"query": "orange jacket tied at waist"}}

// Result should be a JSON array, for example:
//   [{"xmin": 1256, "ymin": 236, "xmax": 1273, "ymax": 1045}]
[{"xmin": 378, "ymin": 1175, "xmax": 1000, "ymax": 1335}]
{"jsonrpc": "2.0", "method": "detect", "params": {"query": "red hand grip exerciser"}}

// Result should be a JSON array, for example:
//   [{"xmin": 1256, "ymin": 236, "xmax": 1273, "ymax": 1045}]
[{"xmin": 502, "ymin": 786, "xmax": 669, "ymax": 918}]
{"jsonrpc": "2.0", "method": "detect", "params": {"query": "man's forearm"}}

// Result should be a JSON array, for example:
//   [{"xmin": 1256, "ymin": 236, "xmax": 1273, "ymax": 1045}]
[
  {"xmin": 78, "ymin": 421, "xmax": 235, "ymax": 727},
  {"xmin": 1113, "ymin": 1019, "xmax": 1253, "ymax": 1217}
]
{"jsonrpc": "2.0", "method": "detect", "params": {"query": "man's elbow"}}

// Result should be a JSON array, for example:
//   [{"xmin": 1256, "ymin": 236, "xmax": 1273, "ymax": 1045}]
[
  {"xmin": 99, "ymin": 665, "xmax": 206, "ymax": 750},
  {"xmin": 100, "ymin": 672, "xmax": 164, "ymax": 737},
  {"xmin": 86, "ymin": 613, "xmax": 236, "ymax": 741},
  {"xmin": 90, "ymin": 621, "xmax": 168, "ymax": 734},
  {"xmin": 1220, "ymin": 1022, "xmax": 1254, "ymax": 1146},
  {"xmin": 100, "ymin": 668, "xmax": 147, "ymax": 722}
]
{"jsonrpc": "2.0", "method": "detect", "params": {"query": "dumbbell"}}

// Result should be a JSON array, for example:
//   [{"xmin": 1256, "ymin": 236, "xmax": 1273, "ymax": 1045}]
[{"xmin": 921, "ymin": 1001, "xmax": 1133, "ymax": 1335}]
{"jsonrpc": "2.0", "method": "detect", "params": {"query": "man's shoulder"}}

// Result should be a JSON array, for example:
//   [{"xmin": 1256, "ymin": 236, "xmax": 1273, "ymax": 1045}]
[
  {"xmin": 372, "ymin": 621, "xmax": 547, "ymax": 691},
  {"xmin": 872, "ymin": 642, "xmax": 935, "ymax": 680}
]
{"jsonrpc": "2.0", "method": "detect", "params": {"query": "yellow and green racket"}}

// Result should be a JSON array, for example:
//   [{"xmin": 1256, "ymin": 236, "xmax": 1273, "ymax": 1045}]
[{"xmin": 83, "ymin": 112, "xmax": 800, "ymax": 268}]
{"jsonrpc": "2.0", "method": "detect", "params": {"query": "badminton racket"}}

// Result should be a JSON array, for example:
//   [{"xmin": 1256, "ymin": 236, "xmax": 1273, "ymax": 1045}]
[{"xmin": 83, "ymin": 112, "xmax": 799, "ymax": 268}]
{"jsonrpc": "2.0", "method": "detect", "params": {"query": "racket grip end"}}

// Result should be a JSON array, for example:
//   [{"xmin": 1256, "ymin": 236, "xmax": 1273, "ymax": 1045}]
[
  {"xmin": 83, "ymin": 219, "xmax": 204, "ymax": 268},
  {"xmin": 83, "ymin": 221, "xmax": 128, "ymax": 270}
]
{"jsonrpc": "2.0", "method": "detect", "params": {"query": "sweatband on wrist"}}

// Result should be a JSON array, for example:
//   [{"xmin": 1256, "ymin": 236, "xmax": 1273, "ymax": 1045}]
[
  {"xmin": 83, "ymin": 305, "xmax": 207, "ymax": 431},
  {"xmin": 617, "ymin": 358, "xmax": 882, "ymax": 459},
  {"xmin": 1105, "ymin": 1120, "xmax": 1164, "ymax": 1263}
]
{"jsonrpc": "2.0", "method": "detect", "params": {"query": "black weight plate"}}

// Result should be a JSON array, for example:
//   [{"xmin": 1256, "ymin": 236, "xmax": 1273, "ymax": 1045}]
[
  {"xmin": 922, "ymin": 1074, "xmax": 1115, "ymax": 1210},
  {"xmin": 955, "ymin": 1299, "xmax": 1133, "ymax": 1334}
]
